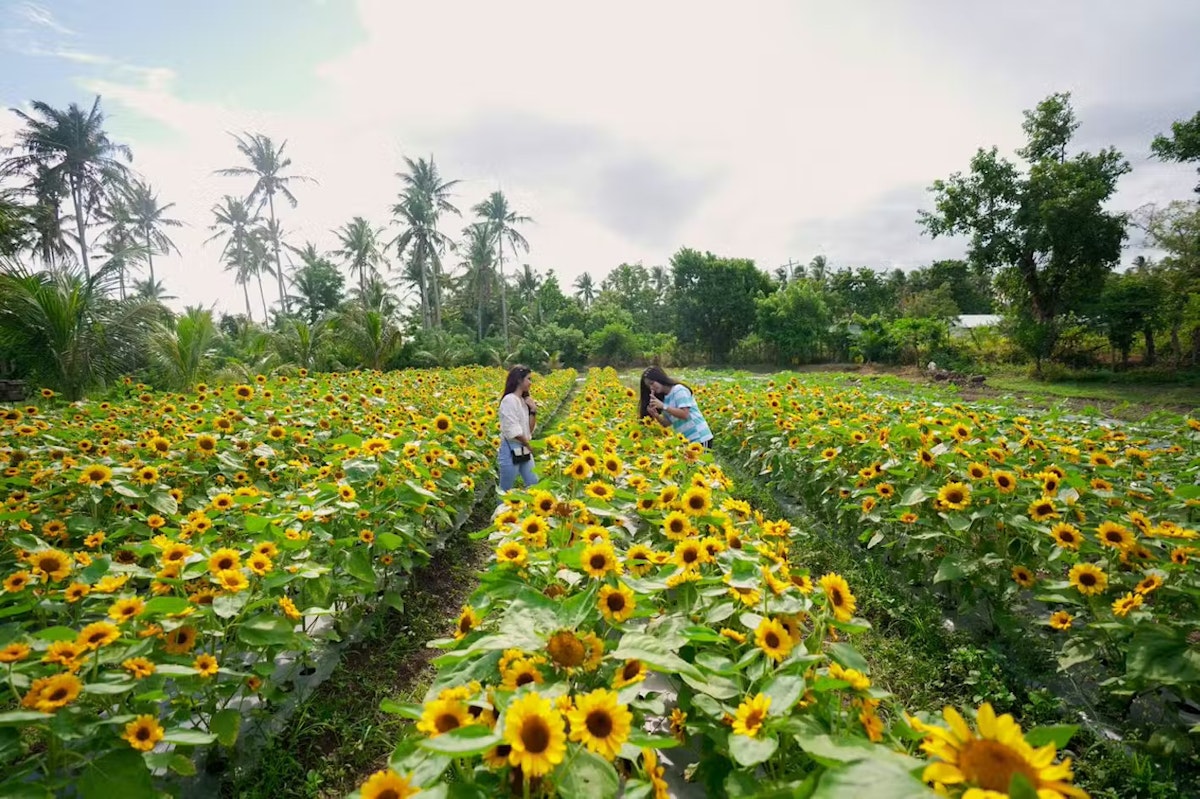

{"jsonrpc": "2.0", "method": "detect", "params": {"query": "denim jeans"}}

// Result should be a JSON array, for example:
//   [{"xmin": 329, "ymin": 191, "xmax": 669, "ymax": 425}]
[{"xmin": 497, "ymin": 439, "xmax": 538, "ymax": 491}]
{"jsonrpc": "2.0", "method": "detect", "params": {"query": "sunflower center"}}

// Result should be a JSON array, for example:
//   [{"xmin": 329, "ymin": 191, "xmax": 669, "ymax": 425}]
[
  {"xmin": 764, "ymin": 632, "xmax": 780, "ymax": 648},
  {"xmin": 435, "ymin": 713, "xmax": 461, "ymax": 734},
  {"xmin": 958, "ymin": 739, "xmax": 1039, "ymax": 792},
  {"xmin": 1080, "ymin": 574, "xmax": 1096, "ymax": 587},
  {"xmin": 682, "ymin": 549, "xmax": 698, "ymax": 564},
  {"xmin": 830, "ymin": 588, "xmax": 844, "ymax": 606},
  {"xmin": 515, "ymin": 672, "xmax": 535, "ymax": 687},
  {"xmin": 589, "ymin": 555, "xmax": 607, "ymax": 570},
  {"xmin": 48, "ymin": 687, "xmax": 68, "ymax": 702},
  {"xmin": 585, "ymin": 710, "xmax": 613, "ymax": 739},
  {"xmin": 745, "ymin": 709, "xmax": 764, "ymax": 730},
  {"xmin": 135, "ymin": 727, "xmax": 151, "ymax": 741},
  {"xmin": 606, "ymin": 595, "xmax": 626, "ymax": 612},
  {"xmin": 520, "ymin": 717, "xmax": 551, "ymax": 754},
  {"xmin": 622, "ymin": 661, "xmax": 642, "ymax": 680}
]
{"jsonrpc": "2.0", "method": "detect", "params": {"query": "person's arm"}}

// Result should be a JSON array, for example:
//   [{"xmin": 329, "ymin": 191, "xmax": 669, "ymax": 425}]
[
  {"xmin": 660, "ymin": 388, "xmax": 693, "ymax": 421},
  {"xmin": 525, "ymin": 395, "xmax": 538, "ymax": 436}
]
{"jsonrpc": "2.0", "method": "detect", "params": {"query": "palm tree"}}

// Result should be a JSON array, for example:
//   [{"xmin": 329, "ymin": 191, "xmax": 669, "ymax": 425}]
[
  {"xmin": 214, "ymin": 132, "xmax": 314, "ymax": 312},
  {"xmin": 245, "ymin": 224, "xmax": 275, "ymax": 321},
  {"xmin": 286, "ymin": 242, "xmax": 344, "ymax": 324},
  {"xmin": 459, "ymin": 222, "xmax": 496, "ymax": 340},
  {"xmin": 392, "ymin": 157, "xmax": 460, "ymax": 330},
  {"xmin": 206, "ymin": 196, "xmax": 259, "ymax": 321},
  {"xmin": 125, "ymin": 179, "xmax": 182, "ymax": 289},
  {"xmin": 0, "ymin": 258, "xmax": 158, "ymax": 399},
  {"xmin": 1, "ymin": 97, "xmax": 133, "ymax": 278},
  {"xmin": 332, "ymin": 217, "xmax": 383, "ymax": 298},
  {"xmin": 337, "ymin": 304, "xmax": 403, "ymax": 370},
  {"xmin": 516, "ymin": 264, "xmax": 542, "ymax": 324},
  {"xmin": 131, "ymin": 277, "xmax": 175, "ymax": 301},
  {"xmin": 650, "ymin": 265, "xmax": 670, "ymax": 304},
  {"xmin": 472, "ymin": 191, "xmax": 531, "ymax": 348},
  {"xmin": 573, "ymin": 272, "xmax": 596, "ymax": 307},
  {"xmin": 96, "ymin": 197, "xmax": 144, "ymax": 300},
  {"xmin": 146, "ymin": 306, "xmax": 220, "ymax": 389}
]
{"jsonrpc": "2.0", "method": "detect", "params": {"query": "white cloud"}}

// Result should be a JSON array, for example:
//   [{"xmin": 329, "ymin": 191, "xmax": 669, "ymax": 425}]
[
  {"xmin": 6, "ymin": 0, "xmax": 1196, "ymax": 316},
  {"xmin": 14, "ymin": 2, "xmax": 74, "ymax": 36}
]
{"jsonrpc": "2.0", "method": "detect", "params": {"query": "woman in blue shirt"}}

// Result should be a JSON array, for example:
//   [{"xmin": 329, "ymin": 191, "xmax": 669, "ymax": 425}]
[{"xmin": 639, "ymin": 366, "xmax": 713, "ymax": 448}]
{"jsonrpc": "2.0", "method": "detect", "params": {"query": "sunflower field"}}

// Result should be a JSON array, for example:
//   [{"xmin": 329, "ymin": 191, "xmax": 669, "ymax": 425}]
[
  {"xmin": 362, "ymin": 369, "xmax": 1091, "ymax": 799},
  {"xmin": 0, "ymin": 366, "xmax": 577, "ymax": 796},
  {"xmin": 701, "ymin": 374, "xmax": 1200, "ymax": 744}
]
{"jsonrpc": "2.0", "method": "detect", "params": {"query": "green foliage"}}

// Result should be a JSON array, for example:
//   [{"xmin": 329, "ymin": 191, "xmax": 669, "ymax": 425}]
[
  {"xmin": 1151, "ymin": 110, "xmax": 1200, "ymax": 194},
  {"xmin": 146, "ymin": 305, "xmax": 220, "ymax": 389},
  {"xmin": 1099, "ymin": 270, "xmax": 1164, "ymax": 365},
  {"xmin": 671, "ymin": 247, "xmax": 773, "ymax": 361},
  {"xmin": 920, "ymin": 93, "xmax": 1129, "ymax": 367},
  {"xmin": 286, "ymin": 245, "xmax": 345, "ymax": 324},
  {"xmin": 588, "ymin": 322, "xmax": 639, "ymax": 365},
  {"xmin": 755, "ymin": 279, "xmax": 831, "ymax": 363}
]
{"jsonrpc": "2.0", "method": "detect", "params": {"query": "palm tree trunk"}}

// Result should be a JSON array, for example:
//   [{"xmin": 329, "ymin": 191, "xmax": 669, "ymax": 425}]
[
  {"xmin": 432, "ymin": 259, "xmax": 442, "ymax": 328},
  {"xmin": 477, "ymin": 266, "xmax": 484, "ymax": 341},
  {"xmin": 146, "ymin": 232, "xmax": 155, "ymax": 287},
  {"xmin": 70, "ymin": 177, "xmax": 89, "ymax": 279},
  {"xmin": 257, "ymin": 271, "xmax": 269, "ymax": 321},
  {"xmin": 498, "ymin": 243, "xmax": 509, "ymax": 348},
  {"xmin": 242, "ymin": 280, "xmax": 253, "ymax": 320},
  {"xmin": 268, "ymin": 192, "xmax": 285, "ymax": 313},
  {"xmin": 359, "ymin": 260, "xmax": 367, "ymax": 300},
  {"xmin": 119, "ymin": 265, "xmax": 126, "ymax": 300}
]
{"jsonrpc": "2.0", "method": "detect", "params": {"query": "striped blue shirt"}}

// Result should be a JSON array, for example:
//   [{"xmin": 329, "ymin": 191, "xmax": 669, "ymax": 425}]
[{"xmin": 664, "ymin": 385, "xmax": 712, "ymax": 444}]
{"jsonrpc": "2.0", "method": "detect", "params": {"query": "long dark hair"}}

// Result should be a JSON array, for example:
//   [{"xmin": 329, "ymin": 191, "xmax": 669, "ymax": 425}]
[
  {"xmin": 638, "ymin": 365, "xmax": 688, "ymax": 419},
  {"xmin": 502, "ymin": 365, "xmax": 532, "ymax": 400}
]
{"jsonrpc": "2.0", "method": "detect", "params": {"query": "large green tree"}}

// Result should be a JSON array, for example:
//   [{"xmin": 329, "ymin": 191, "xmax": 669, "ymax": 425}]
[
  {"xmin": 215, "ymin": 133, "xmax": 313, "ymax": 313},
  {"xmin": 1152, "ymin": 111, "xmax": 1200, "ymax": 194},
  {"xmin": 333, "ymin": 216, "xmax": 383, "ymax": 298},
  {"xmin": 125, "ymin": 179, "xmax": 182, "ymax": 289},
  {"xmin": 919, "ymin": 93, "xmax": 1129, "ymax": 369},
  {"xmin": 394, "ymin": 157, "xmax": 460, "ymax": 330},
  {"xmin": 207, "ymin": 196, "xmax": 259, "ymax": 321},
  {"xmin": 754, "ymin": 279, "xmax": 831, "ymax": 363},
  {"xmin": 286, "ymin": 243, "xmax": 345, "ymax": 324},
  {"xmin": 1, "ymin": 97, "xmax": 133, "ymax": 278},
  {"xmin": 670, "ymin": 248, "xmax": 773, "ymax": 361}
]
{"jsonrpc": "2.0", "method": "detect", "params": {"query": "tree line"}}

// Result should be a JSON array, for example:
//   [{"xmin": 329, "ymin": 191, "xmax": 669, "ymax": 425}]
[{"xmin": 0, "ymin": 93, "xmax": 1199, "ymax": 397}]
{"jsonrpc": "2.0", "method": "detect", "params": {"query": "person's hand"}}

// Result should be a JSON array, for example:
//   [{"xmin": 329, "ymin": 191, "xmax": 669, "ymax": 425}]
[
  {"xmin": 648, "ymin": 396, "xmax": 664, "ymax": 412},
  {"xmin": 524, "ymin": 396, "xmax": 538, "ymax": 412}
]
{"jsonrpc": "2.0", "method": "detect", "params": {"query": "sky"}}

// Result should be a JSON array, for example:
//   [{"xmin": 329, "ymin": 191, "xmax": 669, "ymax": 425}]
[{"xmin": 1, "ymin": 0, "xmax": 1198, "ymax": 316}]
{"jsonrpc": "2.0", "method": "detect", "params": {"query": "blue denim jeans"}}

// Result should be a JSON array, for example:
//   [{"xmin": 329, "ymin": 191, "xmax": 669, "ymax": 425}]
[{"xmin": 497, "ymin": 439, "xmax": 538, "ymax": 491}]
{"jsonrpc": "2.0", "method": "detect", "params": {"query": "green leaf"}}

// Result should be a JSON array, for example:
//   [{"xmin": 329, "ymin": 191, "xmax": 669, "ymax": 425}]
[
  {"xmin": 380, "ymin": 699, "xmax": 423, "ymax": 720},
  {"xmin": 376, "ymin": 531, "xmax": 406, "ymax": 551},
  {"xmin": 236, "ymin": 614, "xmax": 297, "ymax": 647},
  {"xmin": 80, "ymin": 748, "xmax": 155, "ymax": 799},
  {"xmin": 162, "ymin": 729, "xmax": 218, "ymax": 746},
  {"xmin": 626, "ymin": 731, "xmax": 680, "ymax": 749},
  {"xmin": 212, "ymin": 592, "xmax": 250, "ymax": 620},
  {"xmin": 933, "ymin": 556, "xmax": 966, "ymax": 583},
  {"xmin": 612, "ymin": 631, "xmax": 703, "ymax": 681},
  {"xmin": 812, "ymin": 759, "xmax": 931, "ymax": 799},
  {"xmin": 729, "ymin": 732, "xmax": 779, "ymax": 767},
  {"xmin": 826, "ymin": 642, "xmax": 869, "ymax": 673},
  {"xmin": 0, "ymin": 711, "xmax": 52, "ymax": 726},
  {"xmin": 898, "ymin": 486, "xmax": 928, "ymax": 506},
  {"xmin": 346, "ymin": 546, "xmax": 377, "ymax": 585},
  {"xmin": 557, "ymin": 748, "xmax": 620, "ymax": 799},
  {"xmin": 243, "ymin": 515, "xmax": 270, "ymax": 533},
  {"xmin": 145, "ymin": 751, "xmax": 197, "ymax": 776},
  {"xmin": 1024, "ymin": 724, "xmax": 1078, "ymax": 748},
  {"xmin": 33, "ymin": 626, "xmax": 78, "ymax": 642},
  {"xmin": 141, "ymin": 596, "xmax": 192, "ymax": 616},
  {"xmin": 1008, "ymin": 774, "xmax": 1039, "ymax": 799},
  {"xmin": 212, "ymin": 709, "xmax": 241, "ymax": 747},
  {"xmin": 146, "ymin": 491, "xmax": 177, "ymax": 515},
  {"xmin": 417, "ymin": 725, "xmax": 502, "ymax": 756},
  {"xmin": 1126, "ymin": 626, "xmax": 1200, "ymax": 685},
  {"xmin": 761, "ymin": 674, "xmax": 805, "ymax": 715}
]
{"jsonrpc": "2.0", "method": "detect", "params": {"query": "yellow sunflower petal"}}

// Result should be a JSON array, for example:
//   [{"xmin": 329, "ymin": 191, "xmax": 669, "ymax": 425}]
[{"xmin": 922, "ymin": 762, "xmax": 965, "ymax": 785}]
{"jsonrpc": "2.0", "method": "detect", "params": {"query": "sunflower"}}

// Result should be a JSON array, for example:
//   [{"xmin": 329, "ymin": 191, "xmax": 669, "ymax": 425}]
[
  {"xmin": 1096, "ymin": 521, "xmax": 1135, "ymax": 551},
  {"xmin": 672, "ymin": 539, "xmax": 706, "ymax": 571},
  {"xmin": 196, "ymin": 434, "xmax": 218, "ymax": 455},
  {"xmin": 565, "ymin": 459, "xmax": 592, "ymax": 480},
  {"xmin": 433, "ymin": 414, "xmax": 452, "ymax": 433},
  {"xmin": 108, "ymin": 597, "xmax": 145, "ymax": 623},
  {"xmin": 614, "ymin": 658, "xmax": 648, "ymax": 688},
  {"xmin": 1027, "ymin": 499, "xmax": 1059, "ymax": 522},
  {"xmin": 163, "ymin": 624, "xmax": 198, "ymax": 654},
  {"xmin": 501, "ymin": 658, "xmax": 544, "ymax": 690},
  {"xmin": 0, "ymin": 643, "xmax": 31, "ymax": 663},
  {"xmin": 338, "ymin": 484, "xmax": 357, "ymax": 502},
  {"xmin": 917, "ymin": 449, "xmax": 936, "ymax": 468},
  {"xmin": 78, "ymin": 464, "xmax": 113, "ymax": 486},
  {"xmin": 29, "ymin": 549, "xmax": 71, "ymax": 582},
  {"xmin": 194, "ymin": 653, "xmax": 219, "ymax": 677},
  {"xmin": 732, "ymin": 693, "xmax": 771, "ymax": 737},
  {"xmin": 207, "ymin": 548, "xmax": 241, "ymax": 574},
  {"xmin": 530, "ymin": 490, "xmax": 556, "ymax": 516},
  {"xmin": 77, "ymin": 621, "xmax": 120, "ymax": 650},
  {"xmin": 217, "ymin": 569, "xmax": 249, "ymax": 593},
  {"xmin": 585, "ymin": 481, "xmax": 616, "ymax": 502},
  {"xmin": 1089, "ymin": 452, "xmax": 1114, "ymax": 468},
  {"xmin": 233, "ymin": 384, "xmax": 255, "ymax": 400},
  {"xmin": 135, "ymin": 465, "xmax": 160, "ymax": 486},
  {"xmin": 359, "ymin": 769, "xmax": 418, "ymax": 799},
  {"xmin": 418, "ymin": 697, "xmax": 472, "ymax": 737},
  {"xmin": 661, "ymin": 511, "xmax": 692, "ymax": 541},
  {"xmin": 642, "ymin": 748, "xmax": 671, "ymax": 799},
  {"xmin": 581, "ymin": 541, "xmax": 620, "ymax": 579},
  {"xmin": 1011, "ymin": 566, "xmax": 1036, "ymax": 588},
  {"xmin": 567, "ymin": 688, "xmax": 633, "ymax": 761},
  {"xmin": 755, "ymin": 617, "xmax": 795, "ymax": 663},
  {"xmin": 1135, "ymin": 573, "xmax": 1163, "ymax": 595},
  {"xmin": 818, "ymin": 572, "xmax": 857, "ymax": 621},
  {"xmin": 937, "ymin": 481, "xmax": 971, "ymax": 511},
  {"xmin": 680, "ymin": 485, "xmax": 712, "ymax": 516},
  {"xmin": 1068, "ymin": 563, "xmax": 1108, "ymax": 596},
  {"xmin": 598, "ymin": 583, "xmax": 636, "ymax": 623},
  {"xmin": 625, "ymin": 544, "xmax": 657, "ymax": 576},
  {"xmin": 1048, "ymin": 611, "xmax": 1073, "ymax": 631},
  {"xmin": 454, "ymin": 606, "xmax": 480, "ymax": 640},
  {"xmin": 210, "ymin": 493, "xmax": 235, "ymax": 512},
  {"xmin": 546, "ymin": 629, "xmax": 587, "ymax": 670},
  {"xmin": 496, "ymin": 541, "xmax": 529, "ymax": 568},
  {"xmin": 914, "ymin": 703, "xmax": 1086, "ymax": 799},
  {"xmin": 727, "ymin": 581, "xmax": 762, "ymax": 606},
  {"xmin": 967, "ymin": 462, "xmax": 990, "ymax": 480},
  {"xmin": 992, "ymin": 471, "xmax": 1017, "ymax": 494},
  {"xmin": 122, "ymin": 657, "xmax": 156, "ymax": 679},
  {"xmin": 21, "ymin": 673, "xmax": 82, "ymax": 713},
  {"xmin": 1049, "ymin": 523, "xmax": 1082, "ymax": 551},
  {"xmin": 900, "ymin": 512, "xmax": 919, "ymax": 524},
  {"xmin": 279, "ymin": 596, "xmax": 302, "ymax": 621},
  {"xmin": 1111, "ymin": 592, "xmax": 1143, "ymax": 617},
  {"xmin": 503, "ymin": 692, "xmax": 567, "ymax": 778},
  {"xmin": 123, "ymin": 715, "xmax": 165, "ymax": 752}
]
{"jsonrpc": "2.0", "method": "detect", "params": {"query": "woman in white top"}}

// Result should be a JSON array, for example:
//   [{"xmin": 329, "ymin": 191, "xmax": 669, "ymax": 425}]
[{"xmin": 498, "ymin": 365, "xmax": 539, "ymax": 491}]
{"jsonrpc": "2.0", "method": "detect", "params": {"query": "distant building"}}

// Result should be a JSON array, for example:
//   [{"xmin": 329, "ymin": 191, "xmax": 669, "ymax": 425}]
[{"xmin": 951, "ymin": 314, "xmax": 1001, "ymax": 337}]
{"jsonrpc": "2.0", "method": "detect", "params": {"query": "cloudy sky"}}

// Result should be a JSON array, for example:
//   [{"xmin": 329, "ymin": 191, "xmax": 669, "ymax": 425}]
[{"xmin": 2, "ymin": 0, "xmax": 1198, "ymax": 315}]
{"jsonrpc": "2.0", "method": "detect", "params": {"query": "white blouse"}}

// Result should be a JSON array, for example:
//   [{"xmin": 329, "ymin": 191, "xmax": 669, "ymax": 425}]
[{"xmin": 499, "ymin": 393, "xmax": 532, "ymax": 443}]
